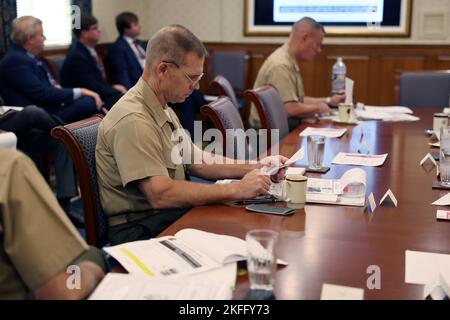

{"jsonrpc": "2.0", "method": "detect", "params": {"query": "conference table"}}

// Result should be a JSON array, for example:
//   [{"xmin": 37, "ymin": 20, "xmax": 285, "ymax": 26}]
[{"xmin": 160, "ymin": 108, "xmax": 450, "ymax": 300}]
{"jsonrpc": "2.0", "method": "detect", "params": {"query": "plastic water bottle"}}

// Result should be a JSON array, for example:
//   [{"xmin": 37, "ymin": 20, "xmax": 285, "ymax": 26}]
[{"xmin": 332, "ymin": 57, "xmax": 346, "ymax": 94}]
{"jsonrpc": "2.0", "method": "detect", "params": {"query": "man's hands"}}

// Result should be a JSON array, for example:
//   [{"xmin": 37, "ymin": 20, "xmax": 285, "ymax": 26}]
[
  {"xmin": 329, "ymin": 93, "xmax": 346, "ymax": 107},
  {"xmin": 80, "ymin": 88, "xmax": 103, "ymax": 110},
  {"xmin": 259, "ymin": 155, "xmax": 289, "ymax": 182},
  {"xmin": 235, "ymin": 169, "xmax": 272, "ymax": 199},
  {"xmin": 113, "ymin": 84, "xmax": 127, "ymax": 94}
]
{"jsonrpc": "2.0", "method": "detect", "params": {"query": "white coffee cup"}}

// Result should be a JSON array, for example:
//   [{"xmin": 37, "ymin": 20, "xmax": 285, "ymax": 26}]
[
  {"xmin": 282, "ymin": 174, "xmax": 307, "ymax": 204},
  {"xmin": 433, "ymin": 113, "xmax": 448, "ymax": 134},
  {"xmin": 338, "ymin": 103, "xmax": 354, "ymax": 122}
]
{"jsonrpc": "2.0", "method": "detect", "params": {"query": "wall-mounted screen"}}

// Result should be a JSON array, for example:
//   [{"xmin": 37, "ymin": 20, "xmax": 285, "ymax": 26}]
[{"xmin": 245, "ymin": 0, "xmax": 412, "ymax": 37}]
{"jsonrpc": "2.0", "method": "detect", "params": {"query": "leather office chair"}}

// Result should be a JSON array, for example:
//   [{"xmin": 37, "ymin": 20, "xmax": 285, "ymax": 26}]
[
  {"xmin": 201, "ymin": 96, "xmax": 253, "ymax": 159},
  {"xmin": 209, "ymin": 75, "xmax": 240, "ymax": 109},
  {"xmin": 398, "ymin": 70, "xmax": 450, "ymax": 108},
  {"xmin": 51, "ymin": 115, "xmax": 108, "ymax": 247},
  {"xmin": 244, "ymin": 85, "xmax": 289, "ymax": 147},
  {"xmin": 209, "ymin": 51, "xmax": 249, "ymax": 94}
]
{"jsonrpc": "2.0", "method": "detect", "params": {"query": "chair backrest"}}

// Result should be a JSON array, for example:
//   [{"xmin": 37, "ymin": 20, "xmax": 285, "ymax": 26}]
[
  {"xmin": 399, "ymin": 70, "xmax": 450, "ymax": 108},
  {"xmin": 42, "ymin": 54, "xmax": 66, "ymax": 83},
  {"xmin": 244, "ymin": 85, "xmax": 289, "ymax": 147},
  {"xmin": 201, "ymin": 97, "xmax": 249, "ymax": 159},
  {"xmin": 209, "ymin": 75, "xmax": 239, "ymax": 108},
  {"xmin": 51, "ymin": 115, "xmax": 107, "ymax": 247},
  {"xmin": 209, "ymin": 51, "xmax": 249, "ymax": 93}
]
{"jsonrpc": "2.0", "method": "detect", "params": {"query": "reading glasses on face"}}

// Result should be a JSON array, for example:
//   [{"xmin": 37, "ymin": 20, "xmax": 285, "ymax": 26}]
[{"xmin": 162, "ymin": 60, "xmax": 204, "ymax": 85}]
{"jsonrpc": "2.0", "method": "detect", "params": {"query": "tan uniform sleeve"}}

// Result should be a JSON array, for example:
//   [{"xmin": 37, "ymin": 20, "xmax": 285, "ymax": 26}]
[
  {"xmin": 266, "ymin": 64, "xmax": 304, "ymax": 103},
  {"xmin": 109, "ymin": 116, "xmax": 170, "ymax": 187},
  {"xmin": 1, "ymin": 151, "xmax": 88, "ymax": 290}
]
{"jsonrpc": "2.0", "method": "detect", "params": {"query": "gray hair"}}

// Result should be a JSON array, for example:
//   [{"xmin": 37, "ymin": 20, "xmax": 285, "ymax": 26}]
[
  {"xmin": 11, "ymin": 16, "xmax": 42, "ymax": 45},
  {"xmin": 146, "ymin": 24, "xmax": 208, "ymax": 69},
  {"xmin": 292, "ymin": 17, "xmax": 325, "ymax": 36}
]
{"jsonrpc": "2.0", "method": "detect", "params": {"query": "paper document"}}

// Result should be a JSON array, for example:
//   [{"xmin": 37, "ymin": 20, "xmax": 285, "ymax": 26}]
[
  {"xmin": 356, "ymin": 106, "xmax": 419, "ymax": 122},
  {"xmin": 345, "ymin": 77, "xmax": 354, "ymax": 104},
  {"xmin": 306, "ymin": 168, "xmax": 367, "ymax": 207},
  {"xmin": 320, "ymin": 283, "xmax": 364, "ymax": 300},
  {"xmin": 266, "ymin": 147, "xmax": 304, "ymax": 175},
  {"xmin": 332, "ymin": 152, "xmax": 388, "ymax": 167},
  {"xmin": 431, "ymin": 193, "xmax": 450, "ymax": 206},
  {"xmin": 405, "ymin": 250, "xmax": 450, "ymax": 285},
  {"xmin": 104, "ymin": 229, "xmax": 286, "ymax": 279},
  {"xmin": 89, "ymin": 263, "xmax": 237, "ymax": 300},
  {"xmin": 300, "ymin": 127, "xmax": 347, "ymax": 138},
  {"xmin": 0, "ymin": 106, "xmax": 24, "ymax": 114},
  {"xmin": 363, "ymin": 106, "xmax": 413, "ymax": 114},
  {"xmin": 0, "ymin": 132, "xmax": 17, "ymax": 150}
]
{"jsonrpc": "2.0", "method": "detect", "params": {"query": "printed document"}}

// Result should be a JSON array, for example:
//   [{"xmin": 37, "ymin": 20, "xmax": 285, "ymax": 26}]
[
  {"xmin": 89, "ymin": 263, "xmax": 237, "ymax": 300},
  {"xmin": 306, "ymin": 168, "xmax": 367, "ymax": 206},
  {"xmin": 104, "ymin": 229, "xmax": 247, "ymax": 278},
  {"xmin": 300, "ymin": 127, "xmax": 347, "ymax": 138},
  {"xmin": 332, "ymin": 152, "xmax": 388, "ymax": 167},
  {"xmin": 405, "ymin": 250, "xmax": 450, "ymax": 285}
]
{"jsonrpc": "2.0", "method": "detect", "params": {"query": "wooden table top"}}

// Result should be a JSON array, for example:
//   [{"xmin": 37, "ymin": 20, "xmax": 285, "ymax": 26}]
[{"xmin": 160, "ymin": 108, "xmax": 450, "ymax": 300}]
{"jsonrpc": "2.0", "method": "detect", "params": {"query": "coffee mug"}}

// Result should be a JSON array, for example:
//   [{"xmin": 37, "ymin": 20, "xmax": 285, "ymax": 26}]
[
  {"xmin": 282, "ymin": 174, "xmax": 307, "ymax": 204},
  {"xmin": 433, "ymin": 113, "xmax": 448, "ymax": 134},
  {"xmin": 338, "ymin": 103, "xmax": 354, "ymax": 122}
]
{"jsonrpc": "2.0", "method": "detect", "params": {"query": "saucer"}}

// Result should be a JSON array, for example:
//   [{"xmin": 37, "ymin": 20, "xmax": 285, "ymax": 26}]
[{"xmin": 331, "ymin": 117, "xmax": 360, "ymax": 125}]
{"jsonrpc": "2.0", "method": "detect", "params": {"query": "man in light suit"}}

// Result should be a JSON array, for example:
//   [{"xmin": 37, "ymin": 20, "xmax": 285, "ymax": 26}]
[
  {"xmin": 108, "ymin": 12, "xmax": 147, "ymax": 90},
  {"xmin": 61, "ymin": 15, "xmax": 125, "ymax": 110},
  {"xmin": 0, "ymin": 16, "xmax": 102, "ymax": 123}
]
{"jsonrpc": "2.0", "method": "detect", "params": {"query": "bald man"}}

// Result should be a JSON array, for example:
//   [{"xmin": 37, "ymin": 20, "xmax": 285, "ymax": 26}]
[{"xmin": 249, "ymin": 17, "xmax": 345, "ymax": 129}]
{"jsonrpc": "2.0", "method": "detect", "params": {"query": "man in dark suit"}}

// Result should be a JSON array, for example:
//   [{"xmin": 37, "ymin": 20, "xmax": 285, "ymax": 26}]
[
  {"xmin": 108, "ymin": 12, "xmax": 147, "ymax": 90},
  {"xmin": 0, "ymin": 16, "xmax": 103, "ymax": 123},
  {"xmin": 61, "ymin": 15, "xmax": 125, "ymax": 110}
]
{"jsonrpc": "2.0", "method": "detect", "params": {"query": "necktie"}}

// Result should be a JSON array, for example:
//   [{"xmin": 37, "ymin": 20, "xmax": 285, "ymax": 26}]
[
  {"xmin": 35, "ymin": 58, "xmax": 57, "ymax": 87},
  {"xmin": 133, "ymin": 40, "xmax": 146, "ymax": 60},
  {"xmin": 92, "ymin": 50, "xmax": 106, "ymax": 80}
]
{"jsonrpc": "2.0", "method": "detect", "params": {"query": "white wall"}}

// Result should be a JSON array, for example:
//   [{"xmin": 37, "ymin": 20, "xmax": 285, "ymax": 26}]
[{"xmin": 93, "ymin": 0, "xmax": 450, "ymax": 45}]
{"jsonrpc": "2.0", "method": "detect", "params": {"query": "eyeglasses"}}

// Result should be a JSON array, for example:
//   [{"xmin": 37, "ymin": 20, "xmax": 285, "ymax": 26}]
[{"xmin": 162, "ymin": 60, "xmax": 204, "ymax": 85}]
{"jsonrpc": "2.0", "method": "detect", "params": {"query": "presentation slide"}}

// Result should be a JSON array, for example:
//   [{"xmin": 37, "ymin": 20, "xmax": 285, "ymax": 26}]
[{"xmin": 273, "ymin": 0, "xmax": 384, "ymax": 23}]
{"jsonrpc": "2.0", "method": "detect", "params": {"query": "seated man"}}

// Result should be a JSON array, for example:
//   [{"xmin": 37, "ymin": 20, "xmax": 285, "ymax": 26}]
[
  {"xmin": 108, "ymin": 12, "xmax": 147, "ymax": 90},
  {"xmin": 249, "ymin": 17, "xmax": 346, "ymax": 130},
  {"xmin": 0, "ymin": 102, "xmax": 79, "ymax": 221},
  {"xmin": 0, "ymin": 16, "xmax": 102, "ymax": 124},
  {"xmin": 61, "ymin": 15, "xmax": 124, "ymax": 110},
  {"xmin": 0, "ymin": 149, "xmax": 106, "ymax": 299},
  {"xmin": 96, "ymin": 25, "xmax": 286, "ymax": 245}
]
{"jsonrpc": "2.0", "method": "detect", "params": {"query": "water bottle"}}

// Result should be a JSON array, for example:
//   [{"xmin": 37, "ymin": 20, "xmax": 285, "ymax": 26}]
[{"xmin": 332, "ymin": 57, "xmax": 346, "ymax": 94}]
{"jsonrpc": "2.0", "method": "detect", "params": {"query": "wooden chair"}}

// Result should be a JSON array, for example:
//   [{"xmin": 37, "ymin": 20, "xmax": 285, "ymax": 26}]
[
  {"xmin": 244, "ymin": 85, "xmax": 289, "ymax": 147},
  {"xmin": 51, "ymin": 115, "xmax": 108, "ymax": 247}
]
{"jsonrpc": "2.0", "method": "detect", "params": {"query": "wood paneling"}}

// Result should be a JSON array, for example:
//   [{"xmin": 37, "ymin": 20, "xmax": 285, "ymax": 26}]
[
  {"xmin": 202, "ymin": 43, "xmax": 450, "ymax": 106},
  {"xmin": 43, "ymin": 43, "xmax": 450, "ymax": 106}
]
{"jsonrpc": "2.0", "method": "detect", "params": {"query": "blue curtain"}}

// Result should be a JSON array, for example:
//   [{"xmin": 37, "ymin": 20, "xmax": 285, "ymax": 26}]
[
  {"xmin": 71, "ymin": 0, "xmax": 92, "ymax": 15},
  {"xmin": 0, "ymin": 0, "xmax": 17, "ymax": 57}
]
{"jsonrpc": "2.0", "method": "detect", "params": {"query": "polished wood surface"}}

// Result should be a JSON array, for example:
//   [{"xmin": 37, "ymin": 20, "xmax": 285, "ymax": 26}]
[{"xmin": 160, "ymin": 108, "xmax": 450, "ymax": 299}]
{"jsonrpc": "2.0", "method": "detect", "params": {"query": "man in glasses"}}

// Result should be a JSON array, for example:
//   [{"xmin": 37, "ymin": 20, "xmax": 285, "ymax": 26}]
[{"xmin": 96, "ymin": 25, "xmax": 287, "ymax": 245}]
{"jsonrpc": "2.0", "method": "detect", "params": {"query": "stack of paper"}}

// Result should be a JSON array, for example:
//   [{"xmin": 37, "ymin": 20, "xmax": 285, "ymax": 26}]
[
  {"xmin": 356, "ymin": 106, "xmax": 419, "ymax": 122},
  {"xmin": 89, "ymin": 264, "xmax": 237, "ymax": 300},
  {"xmin": 300, "ymin": 127, "xmax": 347, "ymax": 138},
  {"xmin": 332, "ymin": 152, "xmax": 388, "ymax": 167}
]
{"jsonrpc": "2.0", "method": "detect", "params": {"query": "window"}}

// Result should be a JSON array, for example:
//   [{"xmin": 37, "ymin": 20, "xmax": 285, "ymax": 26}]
[{"xmin": 17, "ymin": 0, "xmax": 73, "ymax": 47}]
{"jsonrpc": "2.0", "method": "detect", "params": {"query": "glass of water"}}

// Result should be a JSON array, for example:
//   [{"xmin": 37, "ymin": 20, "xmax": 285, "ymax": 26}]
[
  {"xmin": 246, "ymin": 229, "xmax": 279, "ymax": 291},
  {"xmin": 307, "ymin": 135, "xmax": 325, "ymax": 170},
  {"xmin": 440, "ymin": 148, "xmax": 450, "ymax": 186}
]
